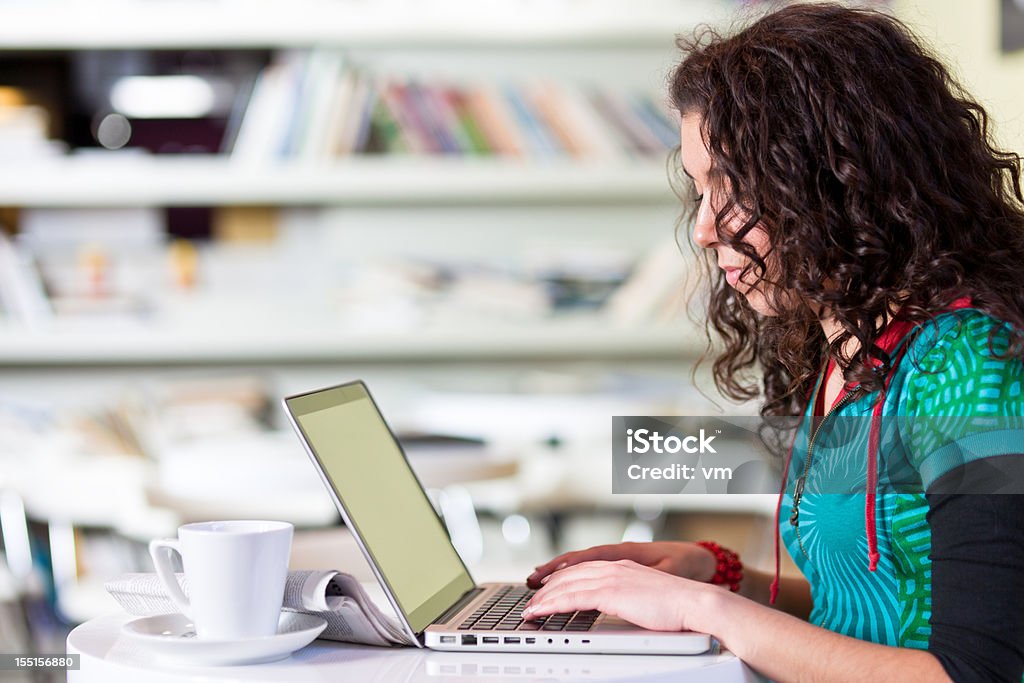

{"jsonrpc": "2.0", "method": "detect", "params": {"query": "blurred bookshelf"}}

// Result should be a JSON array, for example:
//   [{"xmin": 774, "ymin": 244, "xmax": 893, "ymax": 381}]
[{"xmin": 0, "ymin": 0, "xmax": 714, "ymax": 368}]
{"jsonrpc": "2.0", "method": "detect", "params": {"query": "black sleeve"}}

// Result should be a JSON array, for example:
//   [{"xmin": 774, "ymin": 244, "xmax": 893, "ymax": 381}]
[{"xmin": 925, "ymin": 454, "xmax": 1024, "ymax": 683}]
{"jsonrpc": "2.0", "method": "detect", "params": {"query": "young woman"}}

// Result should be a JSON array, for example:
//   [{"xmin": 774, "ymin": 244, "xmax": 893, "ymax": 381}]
[{"xmin": 523, "ymin": 4, "xmax": 1024, "ymax": 682}]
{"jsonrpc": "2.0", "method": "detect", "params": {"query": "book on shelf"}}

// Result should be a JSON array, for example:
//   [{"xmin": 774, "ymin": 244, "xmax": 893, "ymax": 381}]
[
  {"xmin": 368, "ymin": 84, "xmax": 408, "ymax": 154},
  {"xmin": 631, "ymin": 93, "xmax": 680, "ymax": 150},
  {"xmin": 295, "ymin": 49, "xmax": 349, "ymax": 161},
  {"xmin": 0, "ymin": 233, "xmax": 52, "ymax": 326},
  {"xmin": 0, "ymin": 85, "xmax": 66, "ymax": 161},
  {"xmin": 463, "ymin": 83, "xmax": 527, "ymax": 158},
  {"xmin": 217, "ymin": 71, "xmax": 259, "ymax": 158},
  {"xmin": 323, "ymin": 70, "xmax": 374, "ymax": 158},
  {"xmin": 444, "ymin": 87, "xmax": 490, "ymax": 156},
  {"xmin": 223, "ymin": 49, "xmax": 679, "ymax": 163},
  {"xmin": 13, "ymin": 208, "xmax": 165, "ymax": 320},
  {"xmin": 589, "ymin": 90, "xmax": 661, "ymax": 157},
  {"xmin": 402, "ymin": 80, "xmax": 450, "ymax": 155},
  {"xmin": 603, "ymin": 237, "xmax": 689, "ymax": 326},
  {"xmin": 228, "ymin": 53, "xmax": 299, "ymax": 165},
  {"xmin": 503, "ymin": 83, "xmax": 559, "ymax": 159}
]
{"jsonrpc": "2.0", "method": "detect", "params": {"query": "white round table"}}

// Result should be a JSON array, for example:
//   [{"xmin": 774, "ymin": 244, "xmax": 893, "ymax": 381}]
[{"xmin": 67, "ymin": 613, "xmax": 763, "ymax": 683}]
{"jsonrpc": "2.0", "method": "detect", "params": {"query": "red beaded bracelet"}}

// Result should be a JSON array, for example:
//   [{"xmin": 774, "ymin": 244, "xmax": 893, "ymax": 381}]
[{"xmin": 697, "ymin": 540, "xmax": 743, "ymax": 592}]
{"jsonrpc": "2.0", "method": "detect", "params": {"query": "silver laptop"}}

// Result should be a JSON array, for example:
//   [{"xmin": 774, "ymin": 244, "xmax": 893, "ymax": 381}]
[{"xmin": 283, "ymin": 380, "xmax": 711, "ymax": 655}]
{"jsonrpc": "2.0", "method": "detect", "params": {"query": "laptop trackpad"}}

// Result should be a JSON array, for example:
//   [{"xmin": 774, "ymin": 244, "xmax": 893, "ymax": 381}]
[{"xmin": 591, "ymin": 615, "xmax": 646, "ymax": 632}]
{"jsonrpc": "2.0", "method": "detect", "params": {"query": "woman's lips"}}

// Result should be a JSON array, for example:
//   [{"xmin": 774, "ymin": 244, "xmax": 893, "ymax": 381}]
[{"xmin": 723, "ymin": 267, "xmax": 741, "ymax": 287}]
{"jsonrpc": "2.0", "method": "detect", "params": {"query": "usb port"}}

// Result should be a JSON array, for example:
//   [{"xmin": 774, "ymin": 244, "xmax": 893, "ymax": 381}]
[
  {"xmin": 462, "ymin": 635, "xmax": 477, "ymax": 645},
  {"xmin": 482, "ymin": 637, "xmax": 499, "ymax": 644},
  {"xmin": 440, "ymin": 636, "xmax": 456, "ymax": 644},
  {"xmin": 504, "ymin": 637, "xmax": 521, "ymax": 644},
  {"xmin": 525, "ymin": 637, "xmax": 536, "ymax": 644}
]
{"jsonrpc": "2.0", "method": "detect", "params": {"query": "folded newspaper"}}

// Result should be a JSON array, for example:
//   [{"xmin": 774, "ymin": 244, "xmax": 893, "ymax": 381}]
[{"xmin": 104, "ymin": 570, "xmax": 415, "ymax": 647}]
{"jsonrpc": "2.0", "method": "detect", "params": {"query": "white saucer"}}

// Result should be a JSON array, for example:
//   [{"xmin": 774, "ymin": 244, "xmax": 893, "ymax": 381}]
[{"xmin": 120, "ymin": 611, "xmax": 327, "ymax": 666}]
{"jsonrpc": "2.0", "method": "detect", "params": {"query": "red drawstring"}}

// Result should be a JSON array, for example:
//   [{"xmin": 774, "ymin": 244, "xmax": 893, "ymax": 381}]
[
  {"xmin": 866, "ymin": 398, "xmax": 883, "ymax": 572},
  {"xmin": 865, "ymin": 350, "xmax": 905, "ymax": 572},
  {"xmin": 864, "ymin": 297, "xmax": 970, "ymax": 572}
]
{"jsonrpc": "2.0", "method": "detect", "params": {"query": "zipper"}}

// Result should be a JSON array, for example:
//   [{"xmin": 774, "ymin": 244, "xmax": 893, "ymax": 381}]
[{"xmin": 791, "ymin": 387, "xmax": 863, "ymax": 561}]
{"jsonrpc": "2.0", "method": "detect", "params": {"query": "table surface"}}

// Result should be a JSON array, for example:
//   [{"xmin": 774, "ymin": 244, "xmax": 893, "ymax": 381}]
[{"xmin": 67, "ymin": 613, "xmax": 763, "ymax": 683}]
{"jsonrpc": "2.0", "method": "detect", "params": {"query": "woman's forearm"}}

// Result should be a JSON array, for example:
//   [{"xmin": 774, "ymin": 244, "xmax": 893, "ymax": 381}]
[
  {"xmin": 738, "ymin": 567, "xmax": 813, "ymax": 619},
  {"xmin": 698, "ymin": 590, "xmax": 951, "ymax": 683}
]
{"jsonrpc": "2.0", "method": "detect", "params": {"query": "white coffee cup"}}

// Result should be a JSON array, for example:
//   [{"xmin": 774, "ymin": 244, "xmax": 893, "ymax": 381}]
[{"xmin": 149, "ymin": 520, "xmax": 293, "ymax": 640}]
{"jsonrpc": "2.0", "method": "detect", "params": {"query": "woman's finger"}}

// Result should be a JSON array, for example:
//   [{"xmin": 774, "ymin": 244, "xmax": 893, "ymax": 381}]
[
  {"xmin": 523, "ymin": 586, "xmax": 605, "ymax": 619},
  {"xmin": 536, "ymin": 560, "xmax": 619, "ymax": 591},
  {"xmin": 527, "ymin": 576, "xmax": 610, "ymax": 610},
  {"xmin": 528, "ymin": 561, "xmax": 628, "ymax": 606},
  {"xmin": 526, "ymin": 546, "xmax": 625, "ymax": 587}
]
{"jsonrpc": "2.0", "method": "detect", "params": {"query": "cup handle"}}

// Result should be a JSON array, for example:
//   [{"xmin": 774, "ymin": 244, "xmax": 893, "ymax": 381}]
[{"xmin": 149, "ymin": 539, "xmax": 191, "ymax": 619}]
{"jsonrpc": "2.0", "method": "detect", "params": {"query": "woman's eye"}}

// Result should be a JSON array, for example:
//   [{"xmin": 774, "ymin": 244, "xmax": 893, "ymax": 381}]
[{"xmin": 694, "ymin": 194, "xmax": 704, "ymax": 204}]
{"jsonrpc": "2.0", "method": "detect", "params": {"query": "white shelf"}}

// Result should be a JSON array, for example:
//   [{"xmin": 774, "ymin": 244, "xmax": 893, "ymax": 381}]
[
  {"xmin": 0, "ymin": 321, "xmax": 703, "ymax": 365},
  {"xmin": 0, "ymin": 156, "xmax": 678, "ymax": 207},
  {"xmin": 0, "ymin": 0, "xmax": 727, "ymax": 50}
]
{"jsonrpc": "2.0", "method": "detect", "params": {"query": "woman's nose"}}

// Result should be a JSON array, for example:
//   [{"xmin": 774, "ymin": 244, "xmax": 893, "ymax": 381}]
[{"xmin": 692, "ymin": 199, "xmax": 716, "ymax": 248}]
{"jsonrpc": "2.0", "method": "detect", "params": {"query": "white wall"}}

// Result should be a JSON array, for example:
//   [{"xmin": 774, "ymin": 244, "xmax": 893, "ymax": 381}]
[{"xmin": 895, "ymin": 0, "xmax": 1024, "ymax": 153}]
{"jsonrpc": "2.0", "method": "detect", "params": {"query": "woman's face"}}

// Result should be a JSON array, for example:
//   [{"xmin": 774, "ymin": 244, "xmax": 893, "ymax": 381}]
[{"xmin": 680, "ymin": 113, "xmax": 776, "ymax": 316}]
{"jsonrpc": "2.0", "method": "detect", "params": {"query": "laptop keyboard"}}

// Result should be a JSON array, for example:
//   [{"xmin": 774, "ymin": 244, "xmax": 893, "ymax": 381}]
[{"xmin": 456, "ymin": 585, "xmax": 600, "ymax": 632}]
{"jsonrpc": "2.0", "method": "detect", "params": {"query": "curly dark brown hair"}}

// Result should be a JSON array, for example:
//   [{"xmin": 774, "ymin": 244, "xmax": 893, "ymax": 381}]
[{"xmin": 668, "ymin": 2, "xmax": 1024, "ymax": 417}]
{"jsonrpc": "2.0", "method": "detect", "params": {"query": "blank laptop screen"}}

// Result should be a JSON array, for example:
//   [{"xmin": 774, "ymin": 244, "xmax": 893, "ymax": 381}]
[{"xmin": 286, "ymin": 382, "xmax": 475, "ymax": 633}]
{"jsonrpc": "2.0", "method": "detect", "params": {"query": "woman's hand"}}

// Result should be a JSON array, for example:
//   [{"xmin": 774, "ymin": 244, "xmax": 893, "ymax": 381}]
[
  {"xmin": 522, "ymin": 559, "xmax": 723, "ymax": 633},
  {"xmin": 526, "ymin": 541, "xmax": 716, "ymax": 589},
  {"xmin": 524, "ymin": 561, "xmax": 953, "ymax": 683}
]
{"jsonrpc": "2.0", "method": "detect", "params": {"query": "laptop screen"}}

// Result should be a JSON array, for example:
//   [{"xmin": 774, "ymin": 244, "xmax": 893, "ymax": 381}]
[{"xmin": 285, "ymin": 382, "xmax": 475, "ymax": 634}]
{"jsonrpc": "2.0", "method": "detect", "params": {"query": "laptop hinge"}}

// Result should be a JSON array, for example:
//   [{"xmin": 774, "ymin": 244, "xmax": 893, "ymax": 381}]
[{"xmin": 435, "ymin": 587, "xmax": 484, "ymax": 625}]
